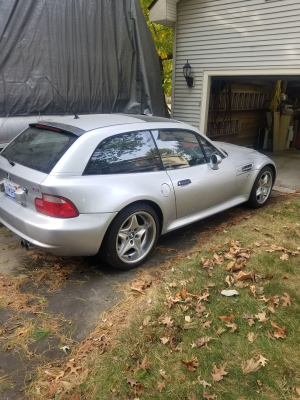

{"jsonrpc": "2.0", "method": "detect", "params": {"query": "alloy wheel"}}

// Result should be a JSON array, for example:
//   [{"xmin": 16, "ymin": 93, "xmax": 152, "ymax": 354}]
[
  {"xmin": 116, "ymin": 211, "xmax": 156, "ymax": 264},
  {"xmin": 256, "ymin": 171, "xmax": 272, "ymax": 204}
]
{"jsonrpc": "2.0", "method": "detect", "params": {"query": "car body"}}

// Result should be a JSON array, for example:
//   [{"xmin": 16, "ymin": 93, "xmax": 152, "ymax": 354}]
[{"xmin": 0, "ymin": 114, "xmax": 276, "ymax": 269}]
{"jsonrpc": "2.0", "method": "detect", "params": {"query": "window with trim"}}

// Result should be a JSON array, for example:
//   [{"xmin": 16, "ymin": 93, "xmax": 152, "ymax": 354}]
[
  {"xmin": 84, "ymin": 131, "xmax": 161, "ymax": 175},
  {"xmin": 151, "ymin": 129, "xmax": 206, "ymax": 169},
  {"xmin": 198, "ymin": 137, "xmax": 225, "ymax": 160}
]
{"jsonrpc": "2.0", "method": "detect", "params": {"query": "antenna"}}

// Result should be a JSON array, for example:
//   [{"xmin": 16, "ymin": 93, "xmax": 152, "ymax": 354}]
[{"xmin": 44, "ymin": 76, "xmax": 79, "ymax": 119}]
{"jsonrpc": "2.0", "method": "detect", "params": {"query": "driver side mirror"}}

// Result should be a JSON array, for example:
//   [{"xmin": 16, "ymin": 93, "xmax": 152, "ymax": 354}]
[{"xmin": 210, "ymin": 154, "xmax": 222, "ymax": 170}]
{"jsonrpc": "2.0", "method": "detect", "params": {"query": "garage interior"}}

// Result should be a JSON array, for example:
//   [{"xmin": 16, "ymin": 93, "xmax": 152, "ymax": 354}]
[{"xmin": 206, "ymin": 76, "xmax": 300, "ymax": 189}]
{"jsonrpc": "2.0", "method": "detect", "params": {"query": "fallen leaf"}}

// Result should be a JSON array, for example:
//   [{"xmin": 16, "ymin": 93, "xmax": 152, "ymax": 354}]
[
  {"xmin": 281, "ymin": 275, "xmax": 288, "ymax": 280},
  {"xmin": 131, "ymin": 285, "xmax": 146, "ymax": 295},
  {"xmin": 203, "ymin": 392, "xmax": 217, "ymax": 399},
  {"xmin": 270, "ymin": 320, "xmax": 286, "ymax": 338},
  {"xmin": 197, "ymin": 377, "xmax": 211, "ymax": 388},
  {"xmin": 242, "ymin": 358, "xmax": 261, "ymax": 374},
  {"xmin": 143, "ymin": 316, "xmax": 151, "ymax": 326},
  {"xmin": 255, "ymin": 311, "xmax": 269, "ymax": 323},
  {"xmin": 64, "ymin": 360, "xmax": 82, "ymax": 376},
  {"xmin": 218, "ymin": 309, "xmax": 234, "ymax": 323},
  {"xmin": 195, "ymin": 337, "xmax": 211, "ymax": 348},
  {"xmin": 264, "ymin": 274, "xmax": 273, "ymax": 280},
  {"xmin": 280, "ymin": 253, "xmax": 289, "ymax": 261},
  {"xmin": 225, "ymin": 322, "xmax": 237, "ymax": 333},
  {"xmin": 247, "ymin": 332, "xmax": 258, "ymax": 343},
  {"xmin": 159, "ymin": 369, "xmax": 167, "ymax": 380},
  {"xmin": 160, "ymin": 336, "xmax": 170, "ymax": 345},
  {"xmin": 156, "ymin": 381, "xmax": 166, "ymax": 392},
  {"xmin": 211, "ymin": 363, "xmax": 228, "ymax": 382},
  {"xmin": 137, "ymin": 355, "xmax": 152, "ymax": 371},
  {"xmin": 185, "ymin": 316, "xmax": 191, "ymax": 323},
  {"xmin": 126, "ymin": 376, "xmax": 138, "ymax": 387},
  {"xmin": 225, "ymin": 275, "xmax": 232, "ymax": 287},
  {"xmin": 226, "ymin": 261, "xmax": 235, "ymax": 271},
  {"xmin": 281, "ymin": 293, "xmax": 291, "ymax": 307},
  {"xmin": 181, "ymin": 286, "xmax": 187, "ymax": 299},
  {"xmin": 202, "ymin": 320, "xmax": 212, "ymax": 329},
  {"xmin": 258, "ymin": 355, "xmax": 268, "ymax": 366},
  {"xmin": 270, "ymin": 295, "xmax": 280, "ymax": 308},
  {"xmin": 243, "ymin": 313, "xmax": 255, "ymax": 326},
  {"xmin": 234, "ymin": 271, "xmax": 253, "ymax": 281},
  {"xmin": 195, "ymin": 303, "xmax": 206, "ymax": 317},
  {"xmin": 161, "ymin": 316, "xmax": 174, "ymax": 328},
  {"xmin": 181, "ymin": 357, "xmax": 199, "ymax": 371},
  {"xmin": 250, "ymin": 285, "xmax": 256, "ymax": 297}
]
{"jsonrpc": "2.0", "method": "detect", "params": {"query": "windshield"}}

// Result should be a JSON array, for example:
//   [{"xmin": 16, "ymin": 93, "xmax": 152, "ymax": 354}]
[{"xmin": 1, "ymin": 127, "xmax": 77, "ymax": 174}]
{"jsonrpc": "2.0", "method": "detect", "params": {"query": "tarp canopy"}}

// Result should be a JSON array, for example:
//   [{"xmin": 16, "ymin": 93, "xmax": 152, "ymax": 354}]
[{"xmin": 0, "ymin": 0, "xmax": 165, "ymax": 117}]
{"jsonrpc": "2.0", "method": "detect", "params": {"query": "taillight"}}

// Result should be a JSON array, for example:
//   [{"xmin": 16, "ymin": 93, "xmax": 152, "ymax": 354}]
[{"xmin": 35, "ymin": 194, "xmax": 79, "ymax": 218}]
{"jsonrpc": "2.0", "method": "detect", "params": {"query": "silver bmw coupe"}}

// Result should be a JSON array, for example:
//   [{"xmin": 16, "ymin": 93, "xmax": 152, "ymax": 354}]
[{"xmin": 0, "ymin": 114, "xmax": 276, "ymax": 270}]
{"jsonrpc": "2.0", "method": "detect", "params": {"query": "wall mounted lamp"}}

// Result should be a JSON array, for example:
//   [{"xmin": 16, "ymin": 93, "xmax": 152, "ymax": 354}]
[{"xmin": 183, "ymin": 60, "xmax": 193, "ymax": 87}]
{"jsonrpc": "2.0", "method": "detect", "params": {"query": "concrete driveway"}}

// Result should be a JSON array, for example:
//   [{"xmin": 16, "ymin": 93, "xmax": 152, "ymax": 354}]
[{"xmin": 263, "ymin": 149, "xmax": 300, "ymax": 190}]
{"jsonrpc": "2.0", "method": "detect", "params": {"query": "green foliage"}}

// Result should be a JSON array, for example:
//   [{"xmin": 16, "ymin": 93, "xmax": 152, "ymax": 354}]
[
  {"xmin": 33, "ymin": 329, "xmax": 50, "ymax": 341},
  {"xmin": 140, "ymin": 0, "xmax": 173, "ymax": 96}
]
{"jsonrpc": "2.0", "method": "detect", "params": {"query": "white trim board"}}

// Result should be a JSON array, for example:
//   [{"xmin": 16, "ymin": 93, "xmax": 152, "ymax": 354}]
[{"xmin": 200, "ymin": 69, "xmax": 300, "ymax": 134}]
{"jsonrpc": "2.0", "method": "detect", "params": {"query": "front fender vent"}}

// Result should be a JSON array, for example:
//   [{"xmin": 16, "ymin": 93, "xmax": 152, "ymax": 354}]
[{"xmin": 236, "ymin": 163, "xmax": 254, "ymax": 176}]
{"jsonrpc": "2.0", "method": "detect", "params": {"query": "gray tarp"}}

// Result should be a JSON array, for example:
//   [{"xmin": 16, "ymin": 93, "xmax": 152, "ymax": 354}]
[{"xmin": 0, "ymin": 0, "xmax": 165, "ymax": 117}]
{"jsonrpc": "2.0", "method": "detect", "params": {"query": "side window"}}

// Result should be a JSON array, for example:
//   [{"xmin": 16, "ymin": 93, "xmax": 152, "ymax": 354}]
[
  {"xmin": 151, "ymin": 129, "xmax": 206, "ymax": 169},
  {"xmin": 199, "ymin": 137, "xmax": 225, "ymax": 160},
  {"xmin": 84, "ymin": 131, "xmax": 161, "ymax": 175}
]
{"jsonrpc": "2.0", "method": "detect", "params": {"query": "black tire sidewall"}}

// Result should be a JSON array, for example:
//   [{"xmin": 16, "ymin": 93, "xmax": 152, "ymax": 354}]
[
  {"xmin": 100, "ymin": 203, "xmax": 159, "ymax": 270},
  {"xmin": 248, "ymin": 166, "xmax": 273, "ymax": 208}
]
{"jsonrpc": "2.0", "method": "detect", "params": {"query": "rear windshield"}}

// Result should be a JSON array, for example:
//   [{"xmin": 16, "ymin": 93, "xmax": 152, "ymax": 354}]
[{"xmin": 1, "ymin": 127, "xmax": 77, "ymax": 173}]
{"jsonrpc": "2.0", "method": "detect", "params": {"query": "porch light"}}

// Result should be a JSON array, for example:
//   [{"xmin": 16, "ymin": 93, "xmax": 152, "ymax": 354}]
[{"xmin": 183, "ymin": 60, "xmax": 193, "ymax": 87}]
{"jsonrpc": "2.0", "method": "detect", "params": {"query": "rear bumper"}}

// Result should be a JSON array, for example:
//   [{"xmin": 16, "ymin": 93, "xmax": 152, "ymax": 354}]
[{"xmin": 0, "ymin": 194, "xmax": 117, "ymax": 256}]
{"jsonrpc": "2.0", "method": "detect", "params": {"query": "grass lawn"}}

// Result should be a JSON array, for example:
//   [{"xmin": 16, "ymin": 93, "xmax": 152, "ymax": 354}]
[{"xmin": 29, "ymin": 195, "xmax": 300, "ymax": 400}]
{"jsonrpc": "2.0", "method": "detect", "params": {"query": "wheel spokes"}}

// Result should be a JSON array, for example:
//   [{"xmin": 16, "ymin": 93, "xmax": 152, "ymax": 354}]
[
  {"xmin": 256, "ymin": 171, "xmax": 272, "ymax": 204},
  {"xmin": 116, "ymin": 211, "xmax": 156, "ymax": 263}
]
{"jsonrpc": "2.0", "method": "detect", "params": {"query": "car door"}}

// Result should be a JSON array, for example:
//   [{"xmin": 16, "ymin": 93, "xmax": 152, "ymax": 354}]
[{"xmin": 151, "ymin": 129, "xmax": 237, "ymax": 219}]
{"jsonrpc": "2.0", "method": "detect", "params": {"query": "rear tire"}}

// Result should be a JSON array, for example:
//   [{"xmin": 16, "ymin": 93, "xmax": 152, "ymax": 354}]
[
  {"xmin": 99, "ymin": 203, "xmax": 159, "ymax": 270},
  {"xmin": 248, "ymin": 166, "xmax": 274, "ymax": 208}
]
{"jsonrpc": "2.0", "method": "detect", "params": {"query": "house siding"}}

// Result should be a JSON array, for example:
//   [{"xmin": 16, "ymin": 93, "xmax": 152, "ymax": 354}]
[
  {"xmin": 172, "ymin": 0, "xmax": 300, "ymax": 128},
  {"xmin": 167, "ymin": 0, "xmax": 177, "ymax": 21}
]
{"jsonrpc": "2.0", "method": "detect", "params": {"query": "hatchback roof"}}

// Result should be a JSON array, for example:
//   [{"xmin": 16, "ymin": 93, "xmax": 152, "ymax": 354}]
[{"xmin": 35, "ymin": 113, "xmax": 177, "ymax": 134}]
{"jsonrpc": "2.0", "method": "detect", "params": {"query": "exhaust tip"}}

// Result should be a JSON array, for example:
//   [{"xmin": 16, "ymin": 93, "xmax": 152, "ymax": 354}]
[
  {"xmin": 21, "ymin": 240, "xmax": 26, "ymax": 248},
  {"xmin": 25, "ymin": 243, "xmax": 30, "ymax": 251}
]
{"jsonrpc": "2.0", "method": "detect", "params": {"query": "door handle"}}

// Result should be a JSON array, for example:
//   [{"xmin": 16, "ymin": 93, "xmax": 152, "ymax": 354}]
[{"xmin": 178, "ymin": 179, "xmax": 191, "ymax": 186}]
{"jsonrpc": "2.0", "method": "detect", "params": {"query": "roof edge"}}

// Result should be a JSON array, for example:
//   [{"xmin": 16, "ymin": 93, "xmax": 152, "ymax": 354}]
[{"xmin": 148, "ymin": 0, "xmax": 158, "ymax": 10}]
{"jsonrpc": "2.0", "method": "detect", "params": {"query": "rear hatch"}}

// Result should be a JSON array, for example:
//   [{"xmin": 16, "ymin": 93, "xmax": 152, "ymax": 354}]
[{"xmin": 0, "ymin": 125, "xmax": 78, "ymax": 209}]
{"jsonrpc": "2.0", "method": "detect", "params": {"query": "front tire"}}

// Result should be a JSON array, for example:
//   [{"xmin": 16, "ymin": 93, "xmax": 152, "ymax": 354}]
[
  {"xmin": 248, "ymin": 166, "xmax": 274, "ymax": 208},
  {"xmin": 99, "ymin": 203, "xmax": 159, "ymax": 270}
]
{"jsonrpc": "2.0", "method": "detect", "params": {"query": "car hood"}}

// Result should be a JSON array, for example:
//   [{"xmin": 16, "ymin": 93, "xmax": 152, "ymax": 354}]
[
  {"xmin": 215, "ymin": 142, "xmax": 256, "ymax": 157},
  {"xmin": 215, "ymin": 141, "xmax": 273, "ymax": 171}
]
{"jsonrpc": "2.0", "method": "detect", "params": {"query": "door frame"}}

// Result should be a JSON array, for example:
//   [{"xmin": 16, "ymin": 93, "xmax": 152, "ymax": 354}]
[{"xmin": 200, "ymin": 69, "xmax": 300, "ymax": 135}]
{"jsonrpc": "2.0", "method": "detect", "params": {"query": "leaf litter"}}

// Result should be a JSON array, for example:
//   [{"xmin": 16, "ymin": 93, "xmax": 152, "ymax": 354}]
[{"xmin": 25, "ymin": 195, "xmax": 300, "ymax": 399}]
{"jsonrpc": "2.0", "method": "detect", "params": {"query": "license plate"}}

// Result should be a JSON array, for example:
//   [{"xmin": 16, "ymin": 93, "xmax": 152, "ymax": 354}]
[{"xmin": 4, "ymin": 180, "xmax": 19, "ymax": 200}]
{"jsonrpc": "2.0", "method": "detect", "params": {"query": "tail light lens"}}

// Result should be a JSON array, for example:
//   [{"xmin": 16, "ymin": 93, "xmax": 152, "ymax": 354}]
[{"xmin": 35, "ymin": 194, "xmax": 79, "ymax": 218}]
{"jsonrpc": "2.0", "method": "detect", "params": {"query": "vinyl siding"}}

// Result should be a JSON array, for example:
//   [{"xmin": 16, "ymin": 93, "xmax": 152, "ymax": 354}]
[
  {"xmin": 172, "ymin": 0, "xmax": 300, "ymax": 128},
  {"xmin": 167, "ymin": 0, "xmax": 177, "ymax": 21}
]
